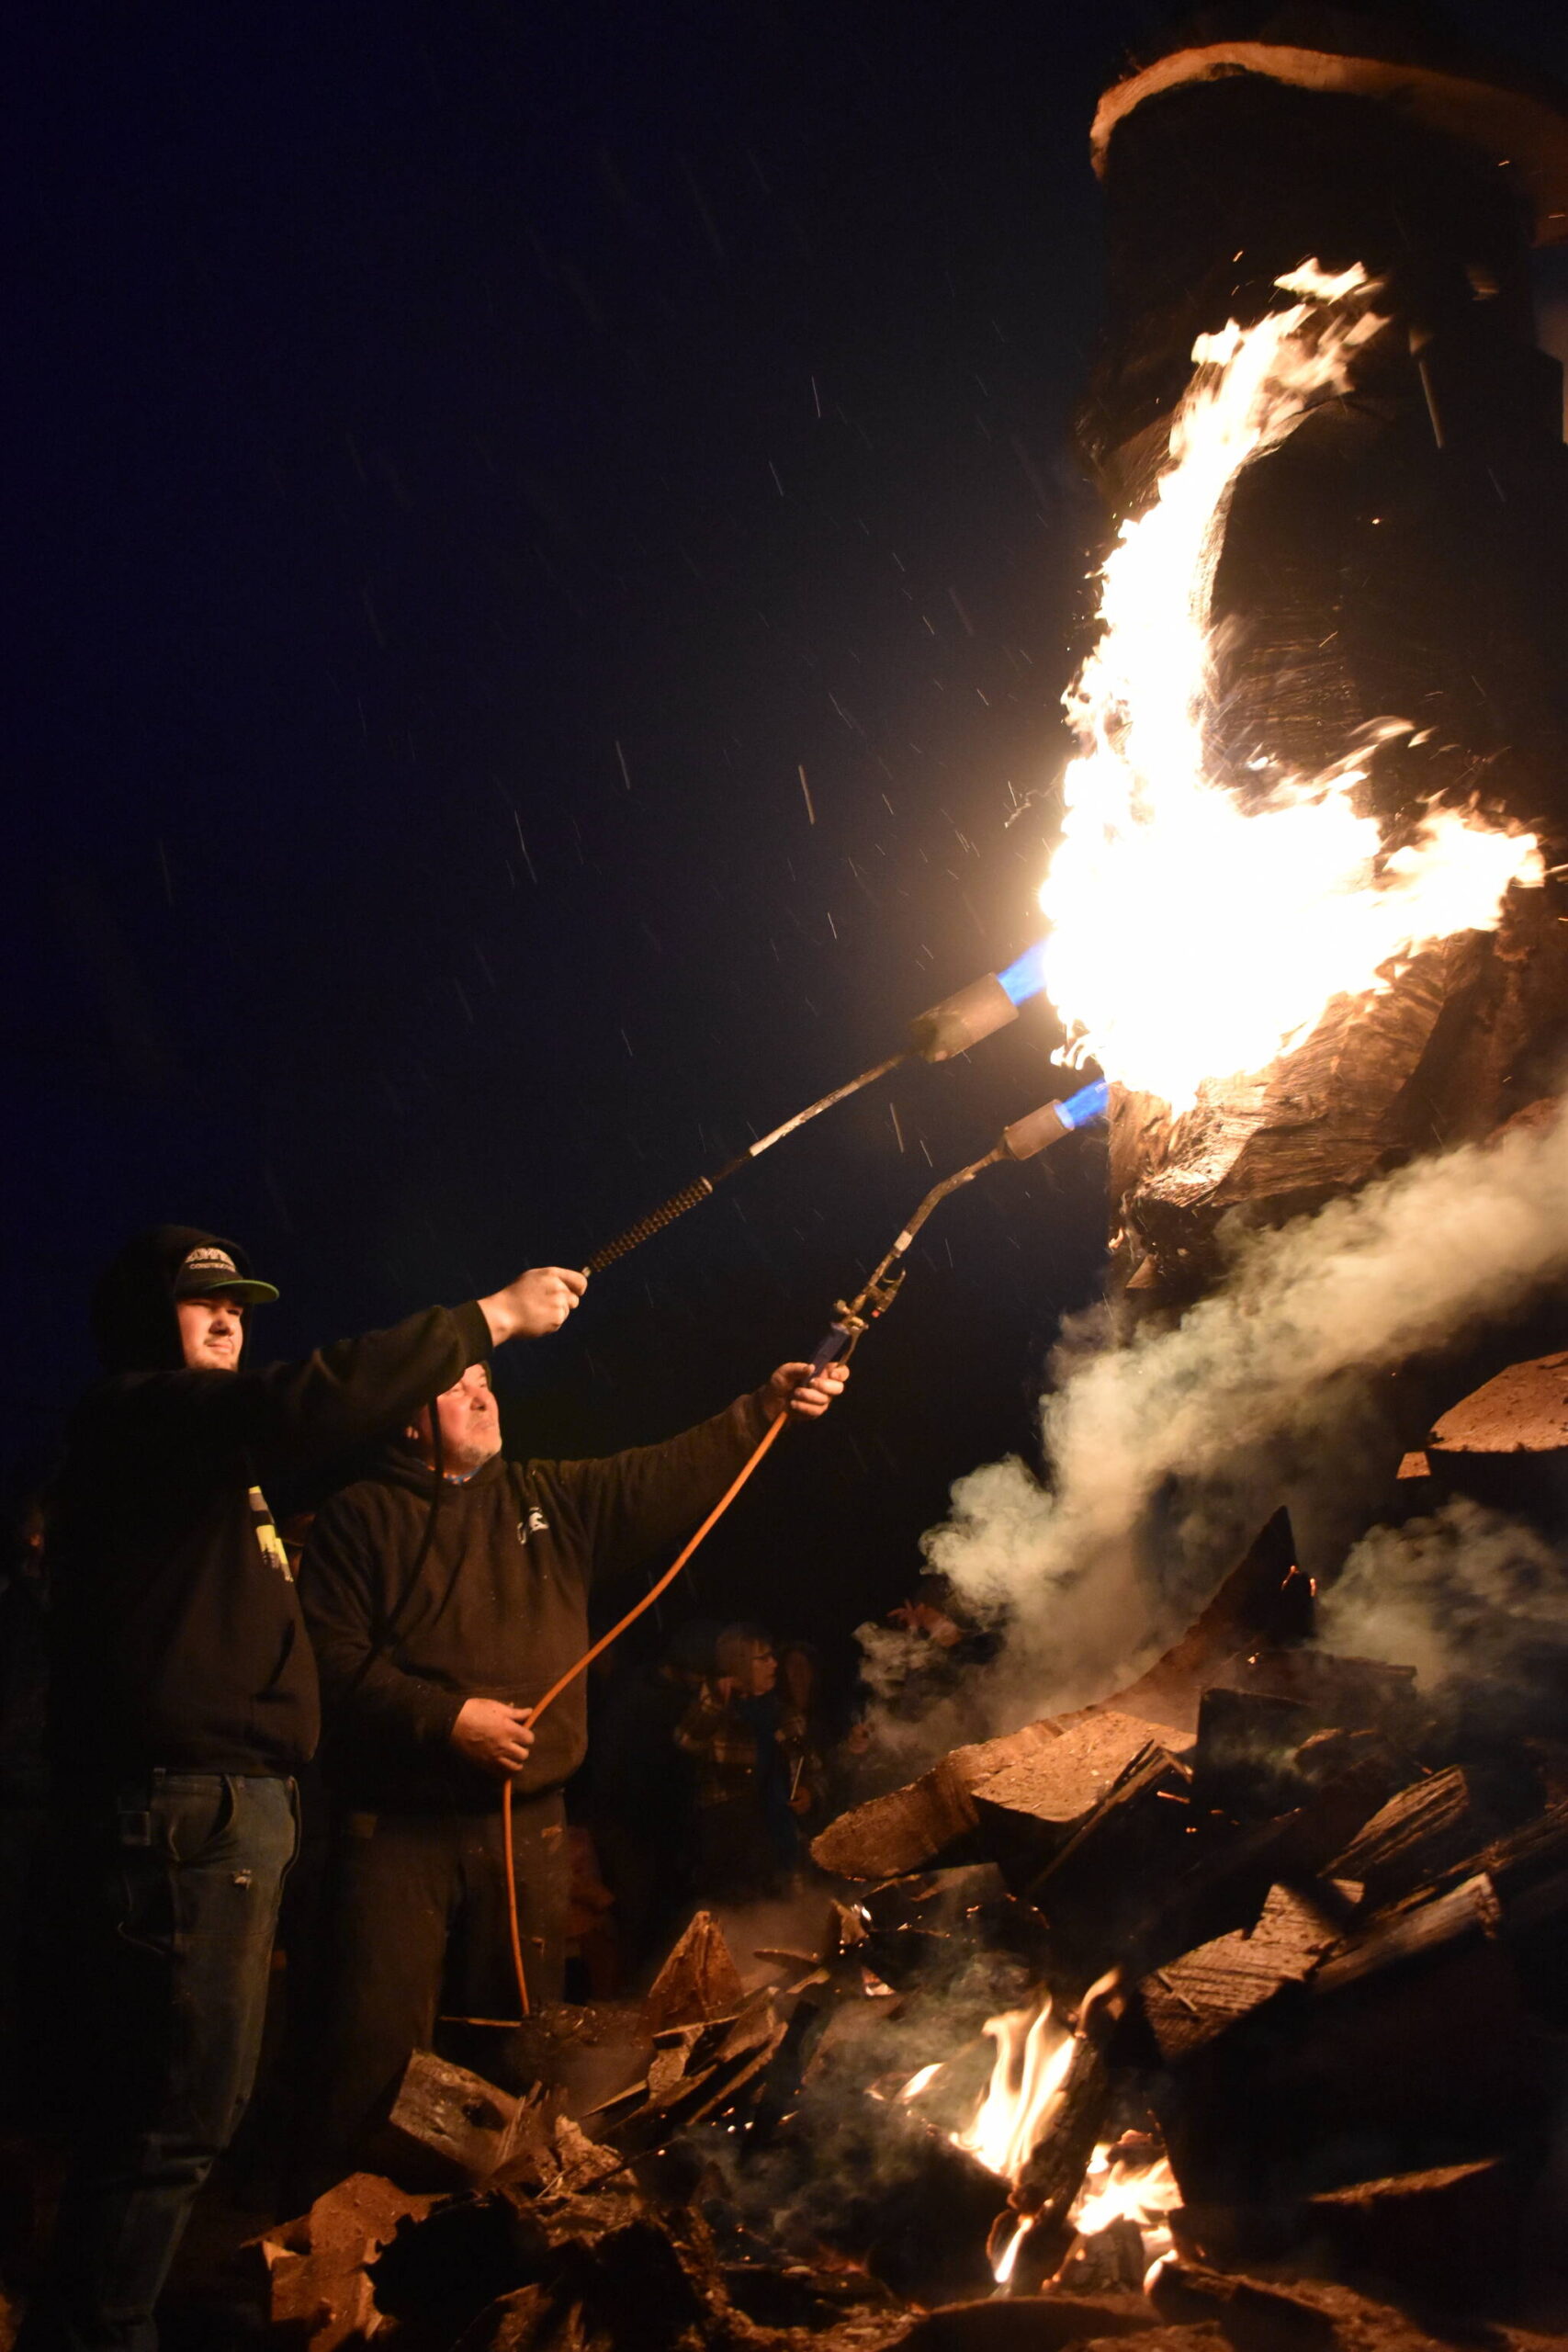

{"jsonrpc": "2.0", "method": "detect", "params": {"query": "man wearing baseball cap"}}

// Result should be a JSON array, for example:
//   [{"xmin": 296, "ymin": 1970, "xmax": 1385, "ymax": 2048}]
[{"xmin": 24, "ymin": 1225, "xmax": 584, "ymax": 2352}]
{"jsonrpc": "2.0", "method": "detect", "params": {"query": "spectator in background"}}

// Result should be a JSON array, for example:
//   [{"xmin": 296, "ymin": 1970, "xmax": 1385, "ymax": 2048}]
[
  {"xmin": 775, "ymin": 1639, "xmax": 831, "ymax": 1849},
  {"xmin": 884, "ymin": 1571, "xmax": 999, "ymax": 1735},
  {"xmin": 676, "ymin": 1623, "xmax": 797, "ymax": 1903},
  {"xmin": 591, "ymin": 1620, "xmax": 716, "ymax": 1975}
]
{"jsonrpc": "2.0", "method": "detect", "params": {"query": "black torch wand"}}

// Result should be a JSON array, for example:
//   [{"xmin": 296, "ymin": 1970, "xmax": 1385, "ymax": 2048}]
[{"xmin": 585, "ymin": 944, "xmax": 1070, "ymax": 1273}]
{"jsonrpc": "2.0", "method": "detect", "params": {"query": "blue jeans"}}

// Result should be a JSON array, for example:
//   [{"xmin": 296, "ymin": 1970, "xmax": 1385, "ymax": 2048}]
[{"xmin": 26, "ymin": 1772, "xmax": 298, "ymax": 2352}]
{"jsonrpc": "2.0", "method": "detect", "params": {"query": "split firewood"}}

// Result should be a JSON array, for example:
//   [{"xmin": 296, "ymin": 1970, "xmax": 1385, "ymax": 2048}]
[
  {"xmin": 1313, "ymin": 1871, "xmax": 1502, "ymax": 1994},
  {"xmin": 1139, "ymin": 1883, "xmax": 1338, "ymax": 2063},
  {"xmin": 1324, "ymin": 1765, "xmax": 1499, "ymax": 1912},
  {"xmin": 1025, "ymin": 1744, "xmax": 1196, "ymax": 1973},
  {"xmin": 808, "ymin": 1702, "xmax": 1189, "ymax": 1882},
  {"xmin": 381, "ymin": 2048, "xmax": 522, "ymax": 2185},
  {"xmin": 1149, "ymin": 2256, "xmax": 1562, "ymax": 2352},
  {"xmin": 971, "ymin": 1711, "xmax": 1194, "ymax": 1883},
  {"xmin": 639, "ymin": 1910, "xmax": 746, "ymax": 2036}
]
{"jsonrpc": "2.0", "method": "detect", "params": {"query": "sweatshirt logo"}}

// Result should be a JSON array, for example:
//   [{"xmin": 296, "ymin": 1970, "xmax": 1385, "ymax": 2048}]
[{"xmin": 517, "ymin": 1506, "xmax": 550, "ymax": 1547}]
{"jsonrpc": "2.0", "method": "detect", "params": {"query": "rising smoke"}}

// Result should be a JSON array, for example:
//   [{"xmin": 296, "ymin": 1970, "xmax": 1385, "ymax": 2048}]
[
  {"xmin": 1320, "ymin": 1498, "xmax": 1568, "ymax": 1732},
  {"xmin": 900, "ymin": 1099, "xmax": 1568, "ymax": 1735}
]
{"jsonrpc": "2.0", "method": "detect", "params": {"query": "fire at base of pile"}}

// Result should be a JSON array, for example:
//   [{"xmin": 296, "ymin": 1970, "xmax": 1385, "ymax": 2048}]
[{"xmin": 255, "ymin": 1577, "xmax": 1568, "ymax": 2349}]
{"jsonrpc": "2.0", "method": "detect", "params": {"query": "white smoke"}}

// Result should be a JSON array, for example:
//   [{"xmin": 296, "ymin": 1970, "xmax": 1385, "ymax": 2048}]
[
  {"xmin": 1319, "ymin": 1498, "xmax": 1568, "ymax": 1701},
  {"xmin": 914, "ymin": 1101, "xmax": 1568, "ymax": 1726}
]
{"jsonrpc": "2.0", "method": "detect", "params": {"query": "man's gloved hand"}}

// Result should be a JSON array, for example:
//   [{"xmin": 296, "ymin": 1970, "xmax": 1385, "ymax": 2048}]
[
  {"xmin": 759, "ymin": 1361, "xmax": 850, "ymax": 1420},
  {"xmin": 479, "ymin": 1267, "xmax": 588, "ymax": 1346},
  {"xmin": 451, "ymin": 1697, "xmax": 536, "ymax": 1777}
]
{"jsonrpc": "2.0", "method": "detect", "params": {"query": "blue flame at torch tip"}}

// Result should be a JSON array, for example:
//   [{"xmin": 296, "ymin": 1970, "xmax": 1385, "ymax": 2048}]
[
  {"xmin": 1057, "ymin": 1076, "xmax": 1110, "ymax": 1130},
  {"xmin": 997, "ymin": 937, "xmax": 1051, "ymax": 1009}
]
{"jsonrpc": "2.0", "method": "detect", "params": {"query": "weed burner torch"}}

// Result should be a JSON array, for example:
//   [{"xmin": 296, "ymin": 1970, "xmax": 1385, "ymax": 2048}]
[
  {"xmin": 804, "ymin": 1075, "xmax": 1110, "ymax": 1374},
  {"xmin": 587, "ymin": 939, "xmax": 1070, "ymax": 1272}
]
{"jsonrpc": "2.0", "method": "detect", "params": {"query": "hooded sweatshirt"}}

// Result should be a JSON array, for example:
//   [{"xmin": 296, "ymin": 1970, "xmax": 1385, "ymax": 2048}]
[
  {"xmin": 48, "ymin": 1225, "xmax": 491, "ymax": 1782},
  {"xmin": 299, "ymin": 1393, "xmax": 772, "ymax": 1810}
]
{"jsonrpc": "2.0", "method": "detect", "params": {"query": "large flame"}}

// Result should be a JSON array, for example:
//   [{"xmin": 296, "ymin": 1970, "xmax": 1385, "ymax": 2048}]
[
  {"xmin": 908, "ymin": 2002, "xmax": 1183, "ymax": 2290},
  {"xmin": 1040, "ymin": 262, "xmax": 1543, "ymax": 1112},
  {"xmin": 950, "ymin": 1998, "xmax": 1075, "ymax": 2180}
]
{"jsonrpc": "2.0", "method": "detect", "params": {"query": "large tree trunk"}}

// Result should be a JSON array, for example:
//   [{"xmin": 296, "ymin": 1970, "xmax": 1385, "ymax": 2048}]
[{"xmin": 1083, "ymin": 6, "xmax": 1568, "ymax": 1315}]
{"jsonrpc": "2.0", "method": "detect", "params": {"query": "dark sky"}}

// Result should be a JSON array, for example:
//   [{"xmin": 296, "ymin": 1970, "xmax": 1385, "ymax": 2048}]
[{"xmin": 11, "ymin": 0, "xmax": 1568, "ymax": 1656}]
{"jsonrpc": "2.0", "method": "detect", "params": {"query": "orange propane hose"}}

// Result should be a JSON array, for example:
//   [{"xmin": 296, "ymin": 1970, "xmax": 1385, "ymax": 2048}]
[{"xmin": 496, "ymin": 1406, "xmax": 789, "ymax": 2021}]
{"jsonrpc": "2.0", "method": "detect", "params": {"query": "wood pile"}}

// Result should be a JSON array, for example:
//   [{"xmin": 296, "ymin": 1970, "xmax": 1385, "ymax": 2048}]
[{"xmin": 251, "ymin": 1622, "xmax": 1568, "ymax": 2348}]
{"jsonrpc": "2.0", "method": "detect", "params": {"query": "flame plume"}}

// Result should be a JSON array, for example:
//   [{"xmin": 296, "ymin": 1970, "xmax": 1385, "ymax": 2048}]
[{"xmin": 1040, "ymin": 263, "xmax": 1542, "ymax": 1113}]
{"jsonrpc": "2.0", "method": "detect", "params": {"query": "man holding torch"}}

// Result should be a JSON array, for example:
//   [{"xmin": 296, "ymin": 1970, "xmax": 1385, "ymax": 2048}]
[{"xmin": 297, "ymin": 1350, "xmax": 845, "ymax": 2181}]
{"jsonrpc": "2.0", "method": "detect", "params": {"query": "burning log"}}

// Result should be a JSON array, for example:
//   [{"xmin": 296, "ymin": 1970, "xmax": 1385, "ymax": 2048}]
[
  {"xmin": 1083, "ymin": 12, "xmax": 1568, "ymax": 1336},
  {"xmin": 999, "ymin": 2030, "xmax": 1113, "ymax": 2292}
]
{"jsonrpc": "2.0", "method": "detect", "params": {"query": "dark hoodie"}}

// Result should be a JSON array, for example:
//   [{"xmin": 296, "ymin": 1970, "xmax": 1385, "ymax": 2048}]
[
  {"xmin": 299, "ymin": 1394, "xmax": 771, "ymax": 1809},
  {"xmin": 48, "ymin": 1226, "xmax": 492, "ymax": 1782}
]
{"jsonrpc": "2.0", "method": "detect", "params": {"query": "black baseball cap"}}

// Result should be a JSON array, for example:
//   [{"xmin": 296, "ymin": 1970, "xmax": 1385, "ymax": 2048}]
[{"xmin": 173, "ymin": 1243, "xmax": 279, "ymax": 1307}]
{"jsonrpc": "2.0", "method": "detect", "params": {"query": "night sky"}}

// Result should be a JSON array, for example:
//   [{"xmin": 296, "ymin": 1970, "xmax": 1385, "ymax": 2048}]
[{"xmin": 11, "ymin": 1, "xmax": 1568, "ymax": 1660}]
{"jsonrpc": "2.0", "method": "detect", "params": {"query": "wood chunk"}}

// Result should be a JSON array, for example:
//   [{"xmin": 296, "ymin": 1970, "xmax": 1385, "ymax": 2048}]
[
  {"xmin": 1313, "ymin": 1871, "xmax": 1502, "ymax": 1994},
  {"xmin": 1028, "ymin": 1746, "xmax": 1196, "ymax": 1973},
  {"xmin": 382, "ymin": 2049, "xmax": 519, "ymax": 2185},
  {"xmin": 639, "ymin": 1909, "xmax": 745, "ymax": 2036},
  {"xmin": 972, "ymin": 1712, "xmax": 1191, "ymax": 1880},
  {"xmin": 1325, "ymin": 1766, "xmax": 1496, "ymax": 1912},
  {"xmin": 1141, "ymin": 1886, "xmax": 1338, "ymax": 2063},
  {"xmin": 1305, "ymin": 2158, "xmax": 1517, "ymax": 2305},
  {"xmin": 810, "ymin": 1718, "xmax": 1069, "ymax": 1880},
  {"xmin": 1429, "ymin": 1348, "xmax": 1568, "ymax": 1454},
  {"xmin": 256, "ymin": 2173, "xmax": 438, "ymax": 2352}
]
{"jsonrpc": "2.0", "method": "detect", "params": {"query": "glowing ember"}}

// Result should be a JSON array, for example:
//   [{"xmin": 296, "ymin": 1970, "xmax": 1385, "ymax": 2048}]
[
  {"xmin": 1040, "ymin": 261, "xmax": 1543, "ymax": 1112},
  {"xmin": 951, "ymin": 1998, "xmax": 1075, "ymax": 2182}
]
